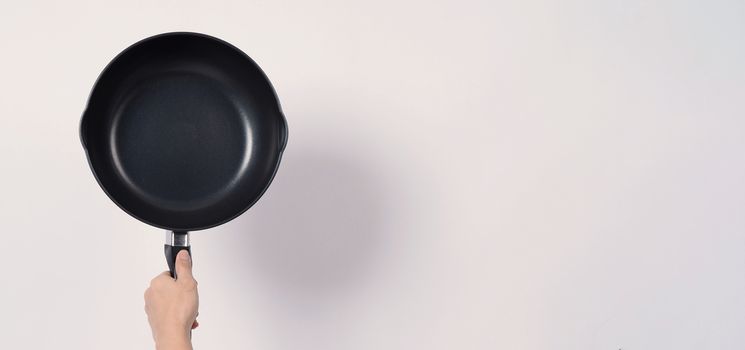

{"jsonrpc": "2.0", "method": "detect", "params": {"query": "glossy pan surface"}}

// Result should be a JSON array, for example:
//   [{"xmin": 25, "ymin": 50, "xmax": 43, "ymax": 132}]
[{"xmin": 81, "ymin": 32, "xmax": 287, "ymax": 231}]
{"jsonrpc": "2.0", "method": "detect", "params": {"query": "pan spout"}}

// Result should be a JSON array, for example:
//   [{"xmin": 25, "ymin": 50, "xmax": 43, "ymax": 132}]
[
  {"xmin": 278, "ymin": 113, "xmax": 289, "ymax": 151},
  {"xmin": 79, "ymin": 109, "xmax": 89, "ymax": 149}
]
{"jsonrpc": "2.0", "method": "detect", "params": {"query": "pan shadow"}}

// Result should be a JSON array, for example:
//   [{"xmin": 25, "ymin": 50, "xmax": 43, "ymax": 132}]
[{"xmin": 223, "ymin": 148, "xmax": 387, "ymax": 299}]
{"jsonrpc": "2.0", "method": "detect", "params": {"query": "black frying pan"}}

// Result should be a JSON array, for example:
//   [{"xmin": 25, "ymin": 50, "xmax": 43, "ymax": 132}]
[{"xmin": 80, "ymin": 32, "xmax": 288, "ymax": 277}]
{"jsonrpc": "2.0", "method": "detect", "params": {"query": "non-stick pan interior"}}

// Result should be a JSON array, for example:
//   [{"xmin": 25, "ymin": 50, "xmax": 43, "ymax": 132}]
[{"xmin": 81, "ymin": 33, "xmax": 287, "ymax": 231}]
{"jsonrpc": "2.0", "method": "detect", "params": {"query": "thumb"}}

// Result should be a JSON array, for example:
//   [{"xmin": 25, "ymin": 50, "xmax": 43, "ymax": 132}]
[{"xmin": 175, "ymin": 249, "xmax": 193, "ymax": 282}]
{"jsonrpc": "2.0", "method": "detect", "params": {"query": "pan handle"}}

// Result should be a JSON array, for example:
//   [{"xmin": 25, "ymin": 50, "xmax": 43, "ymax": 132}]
[{"xmin": 165, "ymin": 231, "xmax": 191, "ymax": 279}]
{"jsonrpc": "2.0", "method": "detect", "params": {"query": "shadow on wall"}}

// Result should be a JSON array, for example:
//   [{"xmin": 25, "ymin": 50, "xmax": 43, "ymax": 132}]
[{"xmin": 224, "ymin": 147, "xmax": 388, "ymax": 298}]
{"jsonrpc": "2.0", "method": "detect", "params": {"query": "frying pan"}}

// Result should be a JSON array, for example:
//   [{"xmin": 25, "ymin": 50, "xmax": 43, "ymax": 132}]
[{"xmin": 80, "ymin": 32, "xmax": 288, "ymax": 277}]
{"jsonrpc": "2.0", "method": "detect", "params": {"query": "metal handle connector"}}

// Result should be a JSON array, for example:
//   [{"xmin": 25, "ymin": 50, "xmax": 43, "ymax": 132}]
[{"xmin": 165, "ymin": 231, "xmax": 190, "ymax": 247}]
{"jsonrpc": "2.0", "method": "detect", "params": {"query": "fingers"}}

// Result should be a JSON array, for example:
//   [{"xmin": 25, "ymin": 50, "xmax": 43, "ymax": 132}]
[
  {"xmin": 175, "ymin": 250, "xmax": 194, "ymax": 283},
  {"xmin": 149, "ymin": 271, "xmax": 173, "ymax": 287},
  {"xmin": 192, "ymin": 312, "xmax": 200, "ymax": 329},
  {"xmin": 144, "ymin": 271, "xmax": 171, "ymax": 306}
]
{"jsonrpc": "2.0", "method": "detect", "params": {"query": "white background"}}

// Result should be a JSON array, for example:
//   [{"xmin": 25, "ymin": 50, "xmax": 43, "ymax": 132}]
[{"xmin": 1, "ymin": 0, "xmax": 744, "ymax": 349}]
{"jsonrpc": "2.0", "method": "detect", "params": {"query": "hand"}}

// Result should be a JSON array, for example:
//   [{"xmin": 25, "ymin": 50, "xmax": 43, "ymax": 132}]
[{"xmin": 144, "ymin": 250, "xmax": 200, "ymax": 350}]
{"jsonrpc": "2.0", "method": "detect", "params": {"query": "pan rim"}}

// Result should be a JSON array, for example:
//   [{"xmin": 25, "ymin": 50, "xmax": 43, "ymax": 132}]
[{"xmin": 80, "ymin": 31, "xmax": 288, "ymax": 232}]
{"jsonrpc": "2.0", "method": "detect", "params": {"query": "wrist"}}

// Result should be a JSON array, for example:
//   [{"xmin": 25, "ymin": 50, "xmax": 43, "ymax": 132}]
[{"xmin": 155, "ymin": 330, "xmax": 192, "ymax": 350}]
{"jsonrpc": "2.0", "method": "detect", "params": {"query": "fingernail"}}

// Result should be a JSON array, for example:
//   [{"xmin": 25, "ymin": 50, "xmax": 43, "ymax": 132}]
[{"xmin": 178, "ymin": 250, "xmax": 190, "ymax": 261}]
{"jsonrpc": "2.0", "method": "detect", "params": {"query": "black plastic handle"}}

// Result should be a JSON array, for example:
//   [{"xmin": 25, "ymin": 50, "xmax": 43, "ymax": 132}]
[{"xmin": 165, "ymin": 245, "xmax": 191, "ymax": 279}]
